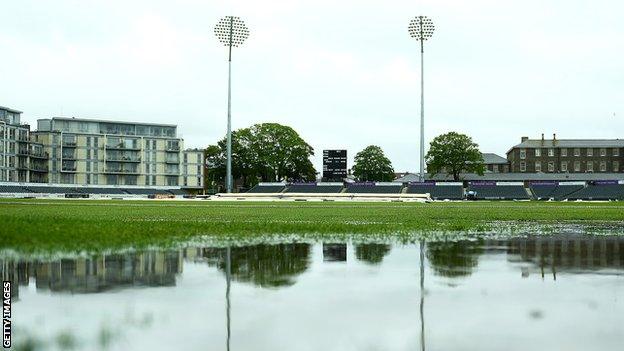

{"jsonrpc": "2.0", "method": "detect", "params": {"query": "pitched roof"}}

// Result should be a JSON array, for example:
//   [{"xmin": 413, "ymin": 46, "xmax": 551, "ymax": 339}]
[
  {"xmin": 481, "ymin": 153, "xmax": 508, "ymax": 164},
  {"xmin": 394, "ymin": 172, "xmax": 624, "ymax": 182},
  {"xmin": 511, "ymin": 139, "xmax": 624, "ymax": 149}
]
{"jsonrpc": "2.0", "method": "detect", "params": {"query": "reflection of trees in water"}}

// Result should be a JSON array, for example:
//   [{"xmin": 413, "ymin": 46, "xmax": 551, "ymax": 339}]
[
  {"xmin": 355, "ymin": 243, "xmax": 391, "ymax": 265},
  {"xmin": 426, "ymin": 240, "xmax": 483, "ymax": 278},
  {"xmin": 201, "ymin": 243, "xmax": 311, "ymax": 288}
]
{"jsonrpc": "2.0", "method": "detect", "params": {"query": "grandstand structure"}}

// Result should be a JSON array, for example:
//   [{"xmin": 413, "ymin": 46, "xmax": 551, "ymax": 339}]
[
  {"xmin": 0, "ymin": 182, "xmax": 189, "ymax": 198},
  {"xmin": 214, "ymin": 180, "xmax": 624, "ymax": 202}
]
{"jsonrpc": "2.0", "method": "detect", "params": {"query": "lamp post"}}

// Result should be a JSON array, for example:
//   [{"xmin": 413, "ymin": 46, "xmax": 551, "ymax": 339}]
[
  {"xmin": 408, "ymin": 16, "xmax": 435, "ymax": 182},
  {"xmin": 214, "ymin": 16, "xmax": 250, "ymax": 193}
]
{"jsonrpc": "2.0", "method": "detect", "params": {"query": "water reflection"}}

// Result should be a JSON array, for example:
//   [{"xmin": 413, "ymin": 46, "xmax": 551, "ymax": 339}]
[
  {"xmin": 355, "ymin": 243, "xmax": 392, "ymax": 265},
  {"xmin": 322, "ymin": 243, "xmax": 347, "ymax": 262},
  {"xmin": 426, "ymin": 240, "xmax": 483, "ymax": 278},
  {"xmin": 2, "ymin": 236, "xmax": 624, "ymax": 351}
]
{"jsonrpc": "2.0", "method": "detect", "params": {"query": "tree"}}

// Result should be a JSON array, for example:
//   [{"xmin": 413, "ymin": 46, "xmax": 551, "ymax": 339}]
[
  {"xmin": 425, "ymin": 132, "xmax": 485, "ymax": 181},
  {"xmin": 209, "ymin": 123, "xmax": 317, "ymax": 188},
  {"xmin": 352, "ymin": 145, "xmax": 395, "ymax": 181}
]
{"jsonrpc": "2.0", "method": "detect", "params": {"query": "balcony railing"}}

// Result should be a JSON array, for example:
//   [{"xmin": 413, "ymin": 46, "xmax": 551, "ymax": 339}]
[
  {"xmin": 103, "ymin": 168, "xmax": 140, "ymax": 174},
  {"xmin": 165, "ymin": 158, "xmax": 180, "ymax": 164},
  {"xmin": 62, "ymin": 141, "xmax": 77, "ymax": 147},
  {"xmin": 165, "ymin": 146, "xmax": 180, "ymax": 152},
  {"xmin": 62, "ymin": 154, "xmax": 77, "ymax": 160},
  {"xmin": 105, "ymin": 156, "xmax": 141, "ymax": 162},
  {"xmin": 29, "ymin": 151, "xmax": 49, "ymax": 159},
  {"xmin": 105, "ymin": 143, "xmax": 141, "ymax": 150},
  {"xmin": 61, "ymin": 167, "xmax": 77, "ymax": 172},
  {"xmin": 29, "ymin": 166, "xmax": 49, "ymax": 172}
]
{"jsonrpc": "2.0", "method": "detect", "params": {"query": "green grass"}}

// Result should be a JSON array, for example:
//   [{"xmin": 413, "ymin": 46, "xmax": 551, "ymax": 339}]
[{"xmin": 1, "ymin": 199, "xmax": 624, "ymax": 253}]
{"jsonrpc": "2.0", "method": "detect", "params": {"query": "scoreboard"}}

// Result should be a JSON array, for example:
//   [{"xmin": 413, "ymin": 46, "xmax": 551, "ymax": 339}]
[{"xmin": 322, "ymin": 149, "xmax": 347, "ymax": 181}]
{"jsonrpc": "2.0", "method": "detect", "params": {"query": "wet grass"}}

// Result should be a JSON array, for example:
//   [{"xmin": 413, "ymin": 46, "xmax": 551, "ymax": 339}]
[{"xmin": 1, "ymin": 199, "xmax": 624, "ymax": 253}]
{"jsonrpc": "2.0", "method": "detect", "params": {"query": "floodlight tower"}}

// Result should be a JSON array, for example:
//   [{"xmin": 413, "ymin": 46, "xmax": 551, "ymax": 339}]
[
  {"xmin": 408, "ymin": 16, "xmax": 435, "ymax": 182},
  {"xmin": 214, "ymin": 16, "xmax": 250, "ymax": 193}
]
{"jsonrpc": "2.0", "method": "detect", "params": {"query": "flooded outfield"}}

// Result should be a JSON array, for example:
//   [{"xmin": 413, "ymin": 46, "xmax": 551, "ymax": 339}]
[{"xmin": 2, "ymin": 234, "xmax": 623, "ymax": 351}]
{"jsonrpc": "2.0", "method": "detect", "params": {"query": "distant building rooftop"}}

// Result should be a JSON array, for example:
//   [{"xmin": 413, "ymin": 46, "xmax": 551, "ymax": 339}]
[
  {"xmin": 395, "ymin": 172, "xmax": 624, "ymax": 182},
  {"xmin": 46, "ymin": 116, "xmax": 176, "ymax": 128},
  {"xmin": 481, "ymin": 153, "xmax": 508, "ymax": 164},
  {"xmin": 0, "ymin": 106, "xmax": 23, "ymax": 114},
  {"xmin": 510, "ymin": 138, "xmax": 624, "ymax": 150}
]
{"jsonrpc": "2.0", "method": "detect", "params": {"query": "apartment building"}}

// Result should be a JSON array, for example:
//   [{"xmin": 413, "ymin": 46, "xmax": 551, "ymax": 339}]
[
  {"xmin": 181, "ymin": 148, "xmax": 204, "ymax": 190},
  {"xmin": 507, "ymin": 134, "xmax": 624, "ymax": 173},
  {"xmin": 33, "ymin": 117, "xmax": 185, "ymax": 186},
  {"xmin": 0, "ymin": 106, "xmax": 49, "ymax": 183}
]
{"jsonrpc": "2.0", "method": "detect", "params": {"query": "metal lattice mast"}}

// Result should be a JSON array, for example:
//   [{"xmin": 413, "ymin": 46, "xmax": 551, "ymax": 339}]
[
  {"xmin": 408, "ymin": 16, "xmax": 435, "ymax": 182},
  {"xmin": 214, "ymin": 16, "xmax": 250, "ymax": 193}
]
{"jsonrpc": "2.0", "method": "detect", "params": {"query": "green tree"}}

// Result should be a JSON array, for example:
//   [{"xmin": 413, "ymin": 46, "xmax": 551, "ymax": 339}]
[
  {"xmin": 352, "ymin": 145, "xmax": 395, "ymax": 181},
  {"xmin": 210, "ymin": 123, "xmax": 317, "ymax": 187},
  {"xmin": 425, "ymin": 132, "xmax": 485, "ymax": 181}
]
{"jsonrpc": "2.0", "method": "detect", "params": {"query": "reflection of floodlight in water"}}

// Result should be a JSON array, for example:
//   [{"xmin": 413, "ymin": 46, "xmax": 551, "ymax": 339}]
[
  {"xmin": 419, "ymin": 240, "xmax": 426, "ymax": 351},
  {"xmin": 225, "ymin": 246, "xmax": 231, "ymax": 351},
  {"xmin": 214, "ymin": 16, "xmax": 250, "ymax": 193},
  {"xmin": 408, "ymin": 16, "xmax": 435, "ymax": 182}
]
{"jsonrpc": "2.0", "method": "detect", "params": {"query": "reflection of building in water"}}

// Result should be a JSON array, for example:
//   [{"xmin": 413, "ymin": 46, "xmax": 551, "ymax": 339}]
[
  {"xmin": 185, "ymin": 243, "xmax": 311, "ymax": 288},
  {"xmin": 490, "ymin": 236, "xmax": 624, "ymax": 273},
  {"xmin": 323, "ymin": 243, "xmax": 347, "ymax": 262},
  {"xmin": 0, "ymin": 250, "xmax": 183, "ymax": 297}
]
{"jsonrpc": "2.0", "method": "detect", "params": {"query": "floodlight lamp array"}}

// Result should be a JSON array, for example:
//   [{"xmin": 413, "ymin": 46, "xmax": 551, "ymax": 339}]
[
  {"xmin": 214, "ymin": 16, "xmax": 250, "ymax": 47},
  {"xmin": 408, "ymin": 16, "xmax": 435, "ymax": 41}
]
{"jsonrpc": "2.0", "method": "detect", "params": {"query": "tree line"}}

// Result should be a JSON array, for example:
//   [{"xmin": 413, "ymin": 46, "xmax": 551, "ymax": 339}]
[{"xmin": 203, "ymin": 122, "xmax": 485, "ymax": 191}]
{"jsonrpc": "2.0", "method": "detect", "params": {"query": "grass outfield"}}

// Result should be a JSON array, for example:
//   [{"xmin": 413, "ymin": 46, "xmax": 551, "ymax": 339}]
[{"xmin": 1, "ymin": 199, "xmax": 624, "ymax": 252}]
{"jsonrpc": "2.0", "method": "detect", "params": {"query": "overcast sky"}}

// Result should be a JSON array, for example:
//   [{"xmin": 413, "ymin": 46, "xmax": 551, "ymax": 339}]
[{"xmin": 1, "ymin": 0, "xmax": 623, "ymax": 172}]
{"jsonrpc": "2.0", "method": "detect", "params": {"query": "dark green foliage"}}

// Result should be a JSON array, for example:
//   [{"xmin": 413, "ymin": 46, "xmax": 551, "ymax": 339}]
[
  {"xmin": 352, "ymin": 145, "xmax": 395, "ymax": 181},
  {"xmin": 426, "ymin": 132, "xmax": 485, "ymax": 180},
  {"xmin": 207, "ymin": 123, "xmax": 317, "ymax": 187}
]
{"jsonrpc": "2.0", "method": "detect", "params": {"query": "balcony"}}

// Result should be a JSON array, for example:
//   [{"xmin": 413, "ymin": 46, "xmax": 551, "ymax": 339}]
[
  {"xmin": 29, "ymin": 151, "xmax": 49, "ymax": 159},
  {"xmin": 165, "ymin": 158, "xmax": 180, "ymax": 164},
  {"xmin": 62, "ymin": 154, "xmax": 77, "ymax": 160},
  {"xmin": 62, "ymin": 141, "xmax": 77, "ymax": 147},
  {"xmin": 29, "ymin": 166, "xmax": 49, "ymax": 173},
  {"xmin": 61, "ymin": 167, "xmax": 77, "ymax": 173},
  {"xmin": 106, "ymin": 156, "xmax": 141, "ymax": 163},
  {"xmin": 106, "ymin": 143, "xmax": 141, "ymax": 151},
  {"xmin": 103, "ymin": 168, "xmax": 140, "ymax": 174}
]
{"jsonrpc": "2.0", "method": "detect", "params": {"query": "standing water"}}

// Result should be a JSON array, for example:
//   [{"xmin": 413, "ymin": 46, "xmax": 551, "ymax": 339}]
[{"xmin": 2, "ymin": 234, "xmax": 623, "ymax": 351}]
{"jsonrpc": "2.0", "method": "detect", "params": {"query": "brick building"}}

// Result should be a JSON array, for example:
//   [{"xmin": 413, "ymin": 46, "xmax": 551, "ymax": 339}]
[{"xmin": 507, "ymin": 134, "xmax": 623, "ymax": 173}]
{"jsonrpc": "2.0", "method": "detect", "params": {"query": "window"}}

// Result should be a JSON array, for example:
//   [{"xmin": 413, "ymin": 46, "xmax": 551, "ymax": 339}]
[
  {"xmin": 600, "ymin": 148, "xmax": 606, "ymax": 157},
  {"xmin": 600, "ymin": 161, "xmax": 607, "ymax": 172},
  {"xmin": 183, "ymin": 153, "xmax": 188, "ymax": 163},
  {"xmin": 535, "ymin": 149, "xmax": 541, "ymax": 157},
  {"xmin": 93, "ymin": 174, "xmax": 98, "ymax": 185},
  {"xmin": 86, "ymin": 161, "xmax": 91, "ymax": 172},
  {"xmin": 587, "ymin": 148, "xmax": 593, "ymax": 157},
  {"xmin": 614, "ymin": 148, "xmax": 620, "ymax": 157},
  {"xmin": 520, "ymin": 161, "xmax": 526, "ymax": 172},
  {"xmin": 587, "ymin": 161, "xmax": 593, "ymax": 172},
  {"xmin": 574, "ymin": 161, "xmax": 580, "ymax": 172},
  {"xmin": 145, "ymin": 175, "xmax": 150, "ymax": 185},
  {"xmin": 548, "ymin": 162, "xmax": 554, "ymax": 172},
  {"xmin": 561, "ymin": 148, "xmax": 568, "ymax": 157},
  {"xmin": 548, "ymin": 148, "xmax": 554, "ymax": 157},
  {"xmin": 535, "ymin": 162, "xmax": 541, "ymax": 172},
  {"xmin": 614, "ymin": 161, "xmax": 620, "ymax": 172},
  {"xmin": 574, "ymin": 148, "xmax": 580, "ymax": 156},
  {"xmin": 86, "ymin": 174, "xmax": 91, "ymax": 185},
  {"xmin": 166, "ymin": 176, "xmax": 179, "ymax": 186},
  {"xmin": 520, "ymin": 149, "xmax": 526, "ymax": 159},
  {"xmin": 561, "ymin": 162, "xmax": 568, "ymax": 172}
]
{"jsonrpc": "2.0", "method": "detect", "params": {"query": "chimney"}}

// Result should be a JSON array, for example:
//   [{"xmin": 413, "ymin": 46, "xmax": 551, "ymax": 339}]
[
  {"xmin": 521, "ymin": 136, "xmax": 528, "ymax": 142},
  {"xmin": 553, "ymin": 133, "xmax": 557, "ymax": 145},
  {"xmin": 541, "ymin": 133, "xmax": 544, "ymax": 146}
]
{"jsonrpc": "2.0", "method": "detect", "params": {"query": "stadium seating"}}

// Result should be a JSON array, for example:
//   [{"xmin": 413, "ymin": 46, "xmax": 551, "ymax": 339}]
[
  {"xmin": 167, "ymin": 189, "xmax": 189, "ymax": 195},
  {"xmin": 530, "ymin": 183, "xmax": 585, "ymax": 200},
  {"xmin": 246, "ymin": 184, "xmax": 286, "ymax": 193},
  {"xmin": 406, "ymin": 183, "xmax": 464, "ymax": 200},
  {"xmin": 122, "ymin": 188, "xmax": 172, "ymax": 195},
  {"xmin": 564, "ymin": 183, "xmax": 624, "ymax": 201},
  {"xmin": 284, "ymin": 183, "xmax": 343, "ymax": 193},
  {"xmin": 468, "ymin": 183, "xmax": 530, "ymax": 200},
  {"xmin": 345, "ymin": 183, "xmax": 403, "ymax": 194}
]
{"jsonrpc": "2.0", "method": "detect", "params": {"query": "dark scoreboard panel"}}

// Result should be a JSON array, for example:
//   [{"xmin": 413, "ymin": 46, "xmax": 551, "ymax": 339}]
[{"xmin": 323, "ymin": 149, "xmax": 347, "ymax": 181}]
